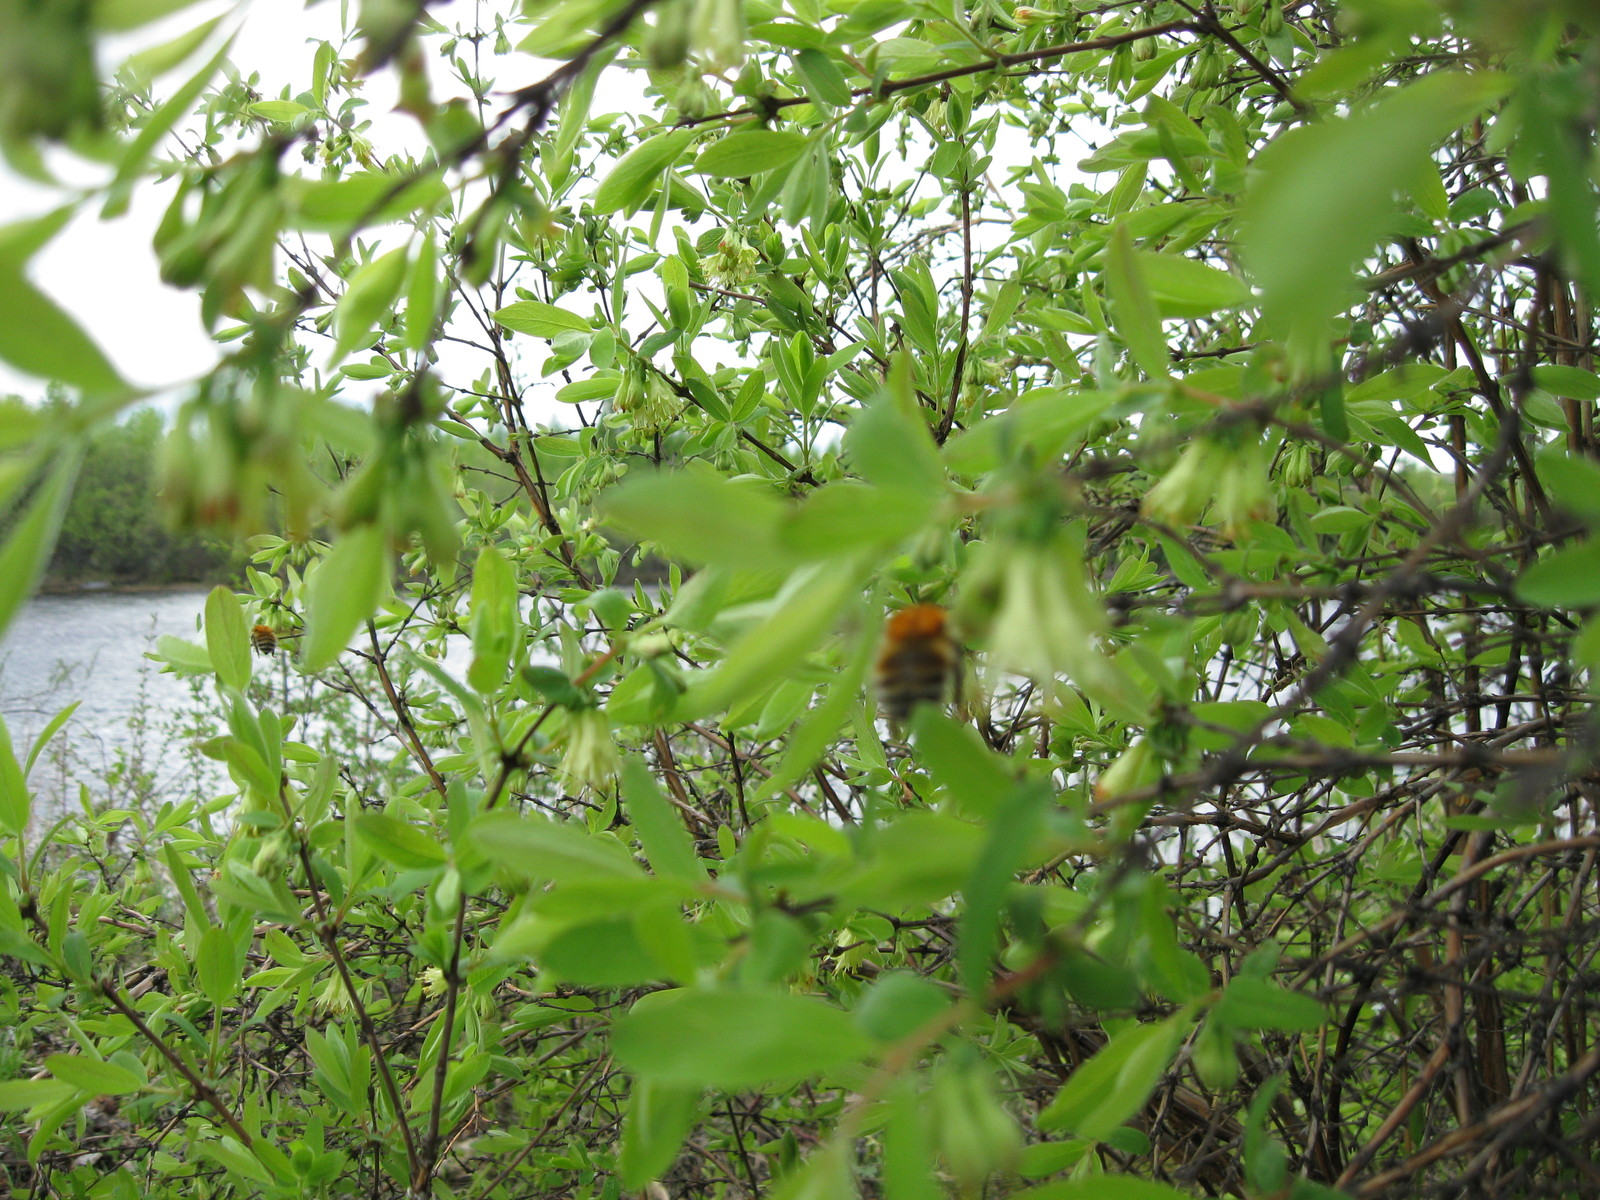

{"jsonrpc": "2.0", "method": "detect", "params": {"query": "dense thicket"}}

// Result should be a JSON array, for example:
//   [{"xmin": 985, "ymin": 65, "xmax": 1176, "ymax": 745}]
[{"xmin": 0, "ymin": 2, "xmax": 1599, "ymax": 1199}]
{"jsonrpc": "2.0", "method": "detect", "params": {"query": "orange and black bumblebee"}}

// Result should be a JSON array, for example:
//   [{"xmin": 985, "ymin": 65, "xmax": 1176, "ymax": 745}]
[
  {"xmin": 875, "ymin": 604, "xmax": 959, "ymax": 725},
  {"xmin": 250, "ymin": 624, "xmax": 278, "ymax": 657}
]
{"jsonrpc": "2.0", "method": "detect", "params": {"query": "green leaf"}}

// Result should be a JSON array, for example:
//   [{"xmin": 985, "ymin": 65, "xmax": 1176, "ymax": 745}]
[
  {"xmin": 612, "ymin": 988, "xmax": 874, "ymax": 1088},
  {"xmin": 0, "ymin": 208, "xmax": 73, "ymax": 274},
  {"xmin": 355, "ymin": 812, "xmax": 448, "ymax": 869},
  {"xmin": 749, "ymin": 592, "xmax": 877, "ymax": 804},
  {"xmin": 1104, "ymin": 224, "xmax": 1170, "ymax": 378},
  {"xmin": 0, "ymin": 269, "xmax": 128, "ymax": 394},
  {"xmin": 622, "ymin": 758, "xmax": 706, "ymax": 883},
  {"xmin": 883, "ymin": 1079, "xmax": 943, "ymax": 1200},
  {"xmin": 92, "ymin": 0, "xmax": 206, "ymax": 30},
  {"xmin": 468, "ymin": 811, "xmax": 642, "ymax": 884},
  {"xmin": 540, "ymin": 914, "xmax": 665, "ymax": 985},
  {"xmin": 1132, "ymin": 877, "xmax": 1211, "ymax": 1003},
  {"xmin": 492, "ymin": 300, "xmax": 591, "ymax": 338},
  {"xmin": 620, "ymin": 1080, "xmax": 704, "ymax": 1187},
  {"xmin": 221, "ymin": 739, "xmax": 277, "ymax": 803},
  {"xmin": 118, "ymin": 13, "xmax": 223, "ymax": 83},
  {"xmin": 0, "ymin": 453, "xmax": 78, "ymax": 638},
  {"xmin": 196, "ymin": 1137, "xmax": 275, "ymax": 1186},
  {"xmin": 197, "ymin": 925, "xmax": 241, "ymax": 1007},
  {"xmin": 779, "ymin": 482, "xmax": 933, "ymax": 557},
  {"xmin": 841, "ymin": 811, "xmax": 983, "ymax": 910},
  {"xmin": 1515, "ymin": 539, "xmax": 1600, "ymax": 608},
  {"xmin": 545, "ymin": 47, "xmax": 616, "ymax": 187},
  {"xmin": 467, "ymin": 545, "xmax": 517, "ymax": 695},
  {"xmin": 522, "ymin": 665, "xmax": 586, "ymax": 708},
  {"xmin": 1037, "ymin": 1014, "xmax": 1189, "ymax": 1141},
  {"xmin": 1017, "ymin": 1140, "xmax": 1092, "ymax": 1179},
  {"xmin": 301, "ymin": 525, "xmax": 391, "ymax": 672},
  {"xmin": 944, "ymin": 389, "xmax": 1116, "ymax": 474},
  {"xmin": 794, "ymin": 48, "xmax": 854, "ymax": 106},
  {"xmin": 287, "ymin": 171, "xmax": 450, "ymax": 232},
  {"xmin": 0, "ymin": 716, "xmax": 29, "ymax": 836},
  {"xmin": 1133, "ymin": 251, "xmax": 1253, "ymax": 318},
  {"xmin": 403, "ymin": 227, "xmax": 440, "ymax": 352},
  {"xmin": 599, "ymin": 469, "xmax": 789, "ymax": 567},
  {"xmin": 204, "ymin": 585, "xmax": 252, "ymax": 692},
  {"xmin": 912, "ymin": 711, "xmax": 1015, "ymax": 820},
  {"xmin": 871, "ymin": 36, "xmax": 944, "ymax": 74},
  {"xmin": 1213, "ymin": 976, "xmax": 1327, "ymax": 1032},
  {"xmin": 773, "ymin": 1145, "xmax": 861, "ymax": 1200},
  {"xmin": 678, "ymin": 560, "xmax": 862, "ymax": 720},
  {"xmin": 693, "ymin": 130, "xmax": 811, "ymax": 178},
  {"xmin": 854, "ymin": 971, "xmax": 952, "ymax": 1042},
  {"xmin": 1532, "ymin": 364, "xmax": 1600, "ymax": 400},
  {"xmin": 333, "ymin": 245, "xmax": 409, "ymax": 363},
  {"xmin": 1243, "ymin": 1076, "xmax": 1289, "ymax": 1193},
  {"xmin": 22, "ymin": 700, "xmax": 79, "ymax": 779},
  {"xmin": 45, "ymin": 1055, "xmax": 144, "ymax": 1097},
  {"xmin": 248, "ymin": 99, "xmax": 309, "ymax": 122},
  {"xmin": 1307, "ymin": 506, "xmax": 1369, "ymax": 535},
  {"xmin": 844, "ymin": 380, "xmax": 945, "ymax": 499},
  {"xmin": 0, "ymin": 1079, "xmax": 76, "ymax": 1112},
  {"xmin": 593, "ymin": 128, "xmax": 701, "ymax": 214},
  {"xmin": 958, "ymin": 780, "xmax": 1051, "ymax": 998},
  {"xmin": 1537, "ymin": 448, "xmax": 1600, "ymax": 523},
  {"xmin": 153, "ymin": 635, "xmax": 213, "ymax": 675},
  {"xmin": 1240, "ymin": 71, "xmax": 1508, "ymax": 358}
]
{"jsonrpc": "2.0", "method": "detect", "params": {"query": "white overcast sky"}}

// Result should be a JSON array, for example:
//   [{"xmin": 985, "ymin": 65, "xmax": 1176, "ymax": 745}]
[{"xmin": 0, "ymin": 0, "xmax": 532, "ymax": 401}]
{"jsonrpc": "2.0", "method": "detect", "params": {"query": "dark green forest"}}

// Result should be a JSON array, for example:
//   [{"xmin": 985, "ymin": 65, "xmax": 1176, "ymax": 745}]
[{"xmin": 1, "ymin": 398, "xmax": 237, "ymax": 586}]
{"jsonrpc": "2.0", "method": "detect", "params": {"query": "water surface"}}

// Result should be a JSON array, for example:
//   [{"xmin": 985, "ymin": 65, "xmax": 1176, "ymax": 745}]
[{"xmin": 0, "ymin": 589, "xmax": 212, "ymax": 810}]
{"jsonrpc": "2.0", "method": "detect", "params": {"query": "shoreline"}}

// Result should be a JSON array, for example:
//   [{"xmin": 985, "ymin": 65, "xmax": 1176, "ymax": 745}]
[{"xmin": 35, "ymin": 580, "xmax": 216, "ymax": 597}]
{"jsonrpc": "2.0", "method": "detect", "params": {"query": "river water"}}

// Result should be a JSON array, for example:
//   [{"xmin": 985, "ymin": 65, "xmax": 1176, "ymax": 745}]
[{"xmin": 0, "ymin": 589, "xmax": 214, "ymax": 812}]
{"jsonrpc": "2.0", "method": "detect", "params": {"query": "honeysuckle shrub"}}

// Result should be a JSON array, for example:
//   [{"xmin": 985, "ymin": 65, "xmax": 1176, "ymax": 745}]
[{"xmin": 2, "ymin": 1, "xmax": 1599, "ymax": 1197}]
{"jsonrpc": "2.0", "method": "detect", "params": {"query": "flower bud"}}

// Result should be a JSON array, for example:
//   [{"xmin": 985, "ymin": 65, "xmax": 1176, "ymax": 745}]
[
  {"xmin": 1279, "ymin": 443, "xmax": 1312, "ymax": 489},
  {"xmin": 1011, "ymin": 7, "xmax": 1056, "ymax": 25},
  {"xmin": 1094, "ymin": 735, "xmax": 1157, "ymax": 803},
  {"xmin": 674, "ymin": 75, "xmax": 719, "ymax": 119}
]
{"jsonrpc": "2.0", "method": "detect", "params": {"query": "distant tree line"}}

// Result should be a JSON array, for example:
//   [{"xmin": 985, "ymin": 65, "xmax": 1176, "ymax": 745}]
[{"xmin": 2, "ymin": 396, "xmax": 239, "ymax": 586}]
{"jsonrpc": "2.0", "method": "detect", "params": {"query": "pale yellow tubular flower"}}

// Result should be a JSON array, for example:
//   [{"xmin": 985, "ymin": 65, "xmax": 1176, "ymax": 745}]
[
  {"xmin": 1141, "ymin": 436, "xmax": 1217, "ymax": 528},
  {"xmin": 693, "ymin": 0, "xmax": 745, "ymax": 73},
  {"xmin": 559, "ymin": 706, "xmax": 621, "ymax": 793},
  {"xmin": 983, "ymin": 539, "xmax": 1140, "ymax": 718},
  {"xmin": 1212, "ymin": 433, "xmax": 1274, "ymax": 539}
]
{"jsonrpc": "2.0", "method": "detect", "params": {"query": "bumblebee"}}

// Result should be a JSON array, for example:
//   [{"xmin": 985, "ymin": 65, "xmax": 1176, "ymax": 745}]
[
  {"xmin": 875, "ymin": 604, "xmax": 958, "ymax": 724},
  {"xmin": 250, "ymin": 624, "xmax": 278, "ymax": 657}
]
